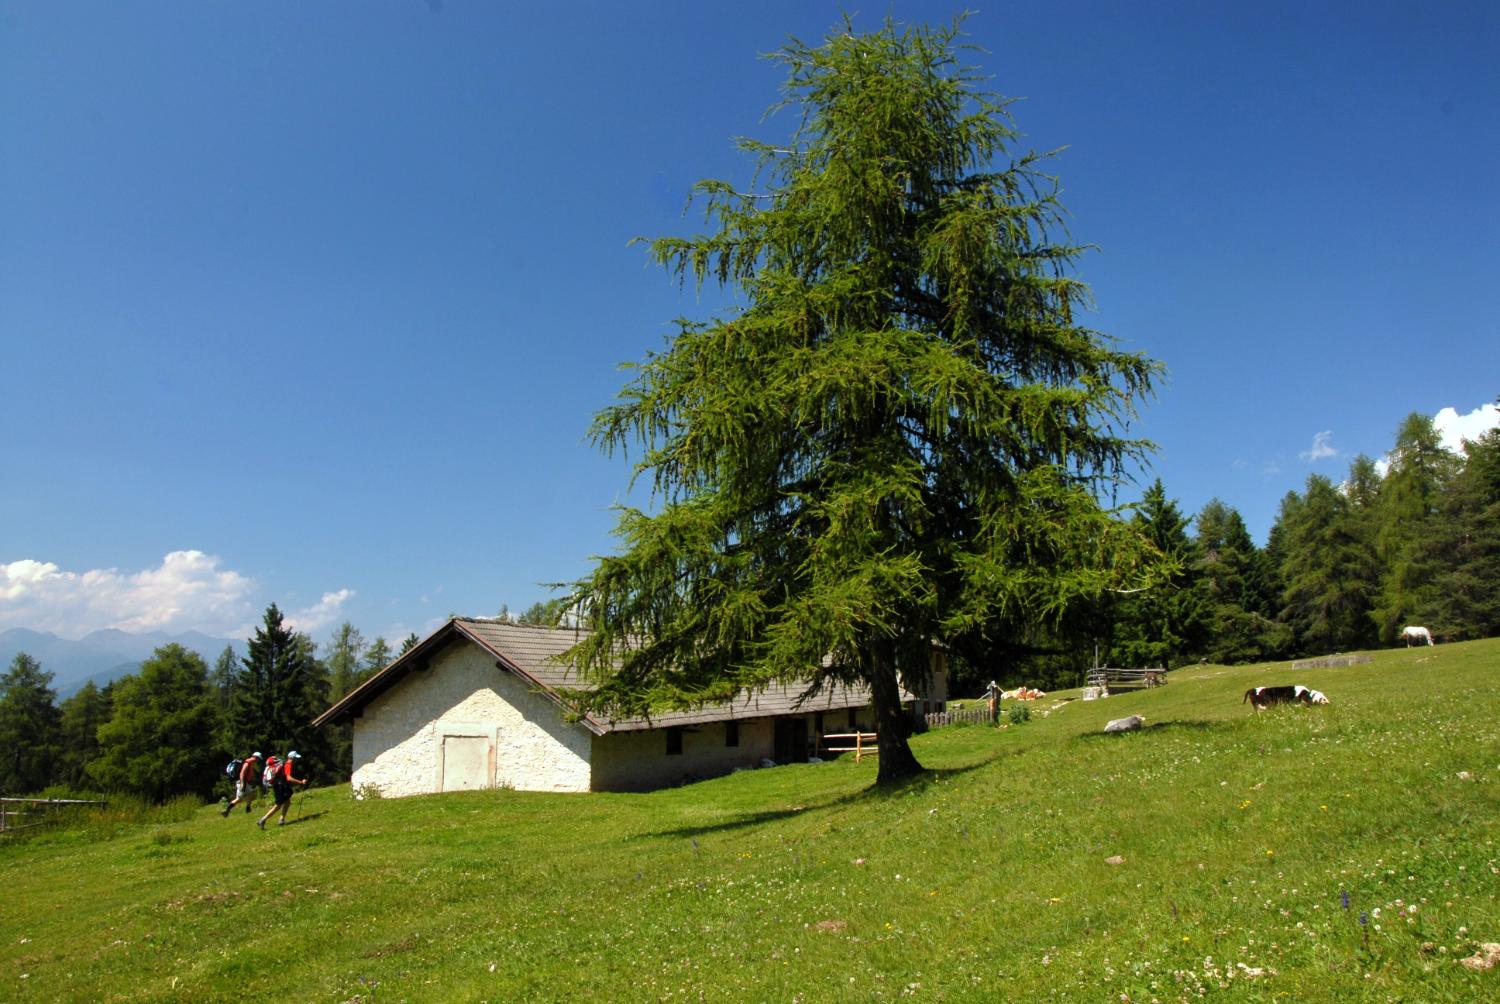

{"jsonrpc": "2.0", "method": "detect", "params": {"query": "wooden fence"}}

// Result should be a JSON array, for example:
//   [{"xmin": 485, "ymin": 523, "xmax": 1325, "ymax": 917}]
[
  {"xmin": 1085, "ymin": 667, "xmax": 1167, "ymax": 689},
  {"xmin": 923, "ymin": 707, "xmax": 995, "ymax": 729},
  {"xmin": 1292, "ymin": 654, "xmax": 1372, "ymax": 670},
  {"xmin": 0, "ymin": 797, "xmax": 108, "ymax": 834},
  {"xmin": 820, "ymin": 732, "xmax": 879, "ymax": 762}
]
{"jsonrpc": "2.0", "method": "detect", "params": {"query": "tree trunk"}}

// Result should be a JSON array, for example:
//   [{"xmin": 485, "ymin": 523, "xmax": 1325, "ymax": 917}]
[{"xmin": 868, "ymin": 642, "xmax": 924, "ymax": 784}]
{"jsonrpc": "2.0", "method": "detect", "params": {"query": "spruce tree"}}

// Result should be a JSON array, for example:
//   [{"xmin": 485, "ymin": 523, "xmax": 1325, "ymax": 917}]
[
  {"xmin": 230, "ymin": 604, "xmax": 330, "ymax": 776},
  {"xmin": 1372, "ymin": 413, "xmax": 1456, "ymax": 642},
  {"xmin": 56, "ymin": 680, "xmax": 111, "ymax": 791},
  {"xmin": 209, "ymin": 645, "xmax": 237, "ymax": 713},
  {"xmin": 570, "ymin": 17, "xmax": 1165, "ymax": 782},
  {"xmin": 1194, "ymin": 499, "xmax": 1287, "ymax": 663},
  {"xmin": 1280, "ymin": 475, "xmax": 1379, "ymax": 653},
  {"xmin": 324, "ymin": 621, "xmax": 365, "ymax": 778},
  {"xmin": 362, "ymin": 636, "xmax": 392, "ymax": 682},
  {"xmin": 1109, "ymin": 481, "xmax": 1204, "ymax": 667},
  {"xmin": 1424, "ymin": 427, "xmax": 1500, "ymax": 638},
  {"xmin": 0, "ymin": 653, "xmax": 62, "ymax": 795}
]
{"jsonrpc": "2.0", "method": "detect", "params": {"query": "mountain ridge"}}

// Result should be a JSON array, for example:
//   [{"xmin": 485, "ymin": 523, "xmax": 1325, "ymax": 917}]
[{"xmin": 0, "ymin": 626, "xmax": 246, "ymax": 696}]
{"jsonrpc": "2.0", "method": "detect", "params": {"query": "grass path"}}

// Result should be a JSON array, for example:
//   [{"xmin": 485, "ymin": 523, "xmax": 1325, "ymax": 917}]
[{"xmin": 4, "ymin": 641, "xmax": 1498, "ymax": 1002}]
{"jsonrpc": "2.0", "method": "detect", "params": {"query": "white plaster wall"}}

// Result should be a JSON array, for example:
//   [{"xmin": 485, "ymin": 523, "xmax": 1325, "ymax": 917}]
[
  {"xmin": 350, "ymin": 640, "xmax": 593, "ymax": 797},
  {"xmin": 590, "ymin": 717, "xmax": 782, "ymax": 792}
]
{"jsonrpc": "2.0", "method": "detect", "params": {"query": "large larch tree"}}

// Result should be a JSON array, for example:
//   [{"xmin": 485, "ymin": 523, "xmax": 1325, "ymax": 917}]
[{"xmin": 569, "ymin": 17, "xmax": 1166, "ymax": 782}]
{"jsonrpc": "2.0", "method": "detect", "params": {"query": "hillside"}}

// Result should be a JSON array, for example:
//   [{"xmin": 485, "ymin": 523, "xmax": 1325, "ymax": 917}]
[{"xmin": 3, "ymin": 641, "xmax": 1498, "ymax": 1002}]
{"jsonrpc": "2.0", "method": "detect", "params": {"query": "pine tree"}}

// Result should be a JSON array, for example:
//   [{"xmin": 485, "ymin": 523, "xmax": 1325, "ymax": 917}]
[
  {"xmin": 56, "ymin": 680, "xmax": 111, "ymax": 791},
  {"xmin": 229, "ymin": 604, "xmax": 330, "ymax": 778},
  {"xmin": 324, "ymin": 621, "xmax": 365, "ymax": 778},
  {"xmin": 1372, "ymin": 413, "xmax": 1456, "ymax": 641},
  {"xmin": 1109, "ymin": 481, "xmax": 1205, "ymax": 667},
  {"xmin": 209, "ymin": 645, "xmax": 237, "ymax": 713},
  {"xmin": 362, "ymin": 636, "xmax": 392, "ymax": 683},
  {"xmin": 1280, "ymin": 475, "xmax": 1379, "ymax": 653},
  {"xmin": 569, "ymin": 17, "xmax": 1165, "ymax": 782},
  {"xmin": 1424, "ymin": 426, "xmax": 1500, "ymax": 638},
  {"xmin": 0, "ymin": 653, "xmax": 62, "ymax": 795},
  {"xmin": 1193, "ymin": 499, "xmax": 1288, "ymax": 663}
]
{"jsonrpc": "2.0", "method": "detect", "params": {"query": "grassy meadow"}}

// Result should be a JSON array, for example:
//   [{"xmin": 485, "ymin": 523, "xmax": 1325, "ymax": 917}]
[{"xmin": 4, "ymin": 640, "xmax": 1498, "ymax": 1002}]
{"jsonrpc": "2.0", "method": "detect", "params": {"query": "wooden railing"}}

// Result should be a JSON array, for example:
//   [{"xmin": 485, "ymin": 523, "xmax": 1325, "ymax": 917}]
[
  {"xmin": 1085, "ymin": 667, "xmax": 1167, "ymax": 689},
  {"xmin": 820, "ymin": 732, "xmax": 879, "ymax": 762},
  {"xmin": 0, "ymin": 797, "xmax": 108, "ymax": 834}
]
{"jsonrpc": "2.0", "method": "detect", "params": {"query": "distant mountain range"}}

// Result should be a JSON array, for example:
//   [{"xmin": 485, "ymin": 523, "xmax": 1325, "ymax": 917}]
[{"xmin": 0, "ymin": 627, "xmax": 246, "ymax": 699}]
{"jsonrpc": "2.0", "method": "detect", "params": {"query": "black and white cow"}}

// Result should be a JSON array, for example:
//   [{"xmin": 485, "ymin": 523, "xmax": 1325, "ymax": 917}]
[{"xmin": 1243, "ymin": 684, "xmax": 1329, "ymax": 710}]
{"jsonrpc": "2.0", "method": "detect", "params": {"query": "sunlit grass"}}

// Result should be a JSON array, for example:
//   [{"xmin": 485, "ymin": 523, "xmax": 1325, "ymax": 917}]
[{"xmin": 3, "ymin": 640, "xmax": 1497, "ymax": 1001}]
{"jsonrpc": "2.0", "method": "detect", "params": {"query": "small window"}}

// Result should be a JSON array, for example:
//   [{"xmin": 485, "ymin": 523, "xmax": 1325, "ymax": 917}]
[
  {"xmin": 666, "ymin": 727, "xmax": 683, "ymax": 756},
  {"xmin": 725, "ymin": 721, "xmax": 739, "ymax": 748},
  {"xmin": 848, "ymin": 708, "xmax": 858, "ymax": 730}
]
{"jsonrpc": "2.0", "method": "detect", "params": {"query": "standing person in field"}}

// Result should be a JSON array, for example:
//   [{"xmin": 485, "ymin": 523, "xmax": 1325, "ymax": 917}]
[
  {"xmin": 257, "ymin": 751, "xmax": 307, "ymax": 829},
  {"xmin": 221, "ymin": 752, "xmax": 263, "ymax": 817}
]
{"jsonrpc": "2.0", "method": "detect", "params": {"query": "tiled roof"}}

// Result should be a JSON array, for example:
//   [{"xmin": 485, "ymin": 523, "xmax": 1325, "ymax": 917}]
[{"xmin": 313, "ymin": 617, "xmax": 880, "ymax": 735}]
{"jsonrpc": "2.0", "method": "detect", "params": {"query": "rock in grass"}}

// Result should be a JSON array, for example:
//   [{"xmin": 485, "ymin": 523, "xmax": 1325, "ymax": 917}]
[
  {"xmin": 1104, "ymin": 715, "xmax": 1144, "ymax": 733},
  {"xmin": 1105, "ymin": 855, "xmax": 1125, "ymax": 865},
  {"xmin": 1459, "ymin": 943, "xmax": 1500, "ymax": 971}
]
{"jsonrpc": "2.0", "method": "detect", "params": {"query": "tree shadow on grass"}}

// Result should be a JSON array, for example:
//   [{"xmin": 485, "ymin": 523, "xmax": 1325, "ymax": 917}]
[
  {"xmin": 638, "ymin": 760, "xmax": 993, "ymax": 840},
  {"xmin": 1071, "ymin": 719, "xmax": 1224, "ymax": 743}
]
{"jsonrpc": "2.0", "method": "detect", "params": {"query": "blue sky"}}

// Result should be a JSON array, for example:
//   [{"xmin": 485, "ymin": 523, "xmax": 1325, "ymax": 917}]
[{"xmin": 3, "ymin": 1, "xmax": 1497, "ymax": 647}]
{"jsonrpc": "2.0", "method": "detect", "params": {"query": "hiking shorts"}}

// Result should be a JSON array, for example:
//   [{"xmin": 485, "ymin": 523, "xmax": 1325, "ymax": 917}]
[
  {"xmin": 271, "ymin": 780, "xmax": 293, "ymax": 805},
  {"xmin": 235, "ymin": 779, "xmax": 254, "ymax": 801}
]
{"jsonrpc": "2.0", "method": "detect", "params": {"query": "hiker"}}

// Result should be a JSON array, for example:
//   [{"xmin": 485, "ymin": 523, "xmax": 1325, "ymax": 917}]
[
  {"xmin": 221, "ymin": 752, "xmax": 263, "ymax": 817},
  {"xmin": 257, "ymin": 751, "xmax": 308, "ymax": 829},
  {"xmin": 261, "ymin": 754, "xmax": 280, "ymax": 792}
]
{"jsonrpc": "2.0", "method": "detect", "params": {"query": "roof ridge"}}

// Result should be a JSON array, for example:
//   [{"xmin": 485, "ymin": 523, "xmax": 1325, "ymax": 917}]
[{"xmin": 455, "ymin": 616, "xmax": 575, "ymax": 630}]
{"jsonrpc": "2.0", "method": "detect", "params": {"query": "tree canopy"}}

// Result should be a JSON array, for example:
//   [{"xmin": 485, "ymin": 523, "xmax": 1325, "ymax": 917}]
[
  {"xmin": 0, "ymin": 653, "xmax": 61, "ymax": 796},
  {"xmin": 88, "ymin": 644, "xmax": 219, "ymax": 803},
  {"xmin": 569, "ymin": 16, "xmax": 1165, "ymax": 782}
]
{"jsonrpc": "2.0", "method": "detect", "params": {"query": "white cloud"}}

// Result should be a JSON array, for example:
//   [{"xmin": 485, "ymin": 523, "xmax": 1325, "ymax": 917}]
[
  {"xmin": 284, "ymin": 589, "xmax": 356, "ymax": 636},
  {"xmin": 1299, "ymin": 430, "xmax": 1338, "ymax": 463},
  {"xmin": 1374, "ymin": 402, "xmax": 1500, "ymax": 476},
  {"xmin": 1434, "ymin": 402, "xmax": 1500, "ymax": 454},
  {"xmin": 0, "ymin": 550, "xmax": 257, "ymax": 638}
]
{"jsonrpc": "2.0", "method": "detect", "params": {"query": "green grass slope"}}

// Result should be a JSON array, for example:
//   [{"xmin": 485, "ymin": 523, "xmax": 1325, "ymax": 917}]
[{"xmin": 4, "ymin": 641, "xmax": 1498, "ymax": 1002}]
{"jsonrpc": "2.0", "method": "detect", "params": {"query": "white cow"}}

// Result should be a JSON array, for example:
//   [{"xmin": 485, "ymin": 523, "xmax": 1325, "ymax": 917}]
[{"xmin": 1400, "ymin": 625, "xmax": 1434, "ymax": 647}]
